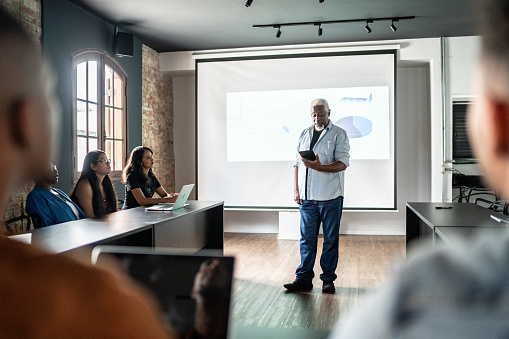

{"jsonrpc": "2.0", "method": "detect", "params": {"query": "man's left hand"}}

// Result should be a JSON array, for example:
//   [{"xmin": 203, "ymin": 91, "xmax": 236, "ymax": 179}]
[{"xmin": 301, "ymin": 153, "xmax": 321, "ymax": 171}]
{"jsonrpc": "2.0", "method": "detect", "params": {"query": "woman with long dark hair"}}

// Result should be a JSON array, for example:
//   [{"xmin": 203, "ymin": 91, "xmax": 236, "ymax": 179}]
[
  {"xmin": 70, "ymin": 150, "xmax": 118, "ymax": 217},
  {"xmin": 122, "ymin": 146, "xmax": 177, "ymax": 209}
]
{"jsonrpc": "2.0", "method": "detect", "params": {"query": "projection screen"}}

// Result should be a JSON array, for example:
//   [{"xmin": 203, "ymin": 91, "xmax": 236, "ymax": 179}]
[{"xmin": 196, "ymin": 50, "xmax": 396, "ymax": 209}]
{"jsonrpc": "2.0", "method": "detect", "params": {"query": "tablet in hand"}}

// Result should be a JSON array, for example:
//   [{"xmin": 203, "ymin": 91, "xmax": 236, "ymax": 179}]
[{"xmin": 299, "ymin": 150, "xmax": 316, "ymax": 161}]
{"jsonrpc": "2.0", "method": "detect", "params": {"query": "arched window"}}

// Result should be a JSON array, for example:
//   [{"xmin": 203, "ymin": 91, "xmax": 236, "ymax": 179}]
[{"xmin": 72, "ymin": 50, "xmax": 127, "ymax": 180}]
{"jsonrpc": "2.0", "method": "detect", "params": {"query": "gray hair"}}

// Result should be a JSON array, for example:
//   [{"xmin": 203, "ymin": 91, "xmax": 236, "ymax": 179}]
[{"xmin": 310, "ymin": 98, "xmax": 330, "ymax": 112}]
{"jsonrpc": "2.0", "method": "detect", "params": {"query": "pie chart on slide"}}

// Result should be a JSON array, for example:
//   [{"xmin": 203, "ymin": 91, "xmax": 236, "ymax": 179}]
[{"xmin": 335, "ymin": 116, "xmax": 373, "ymax": 138}]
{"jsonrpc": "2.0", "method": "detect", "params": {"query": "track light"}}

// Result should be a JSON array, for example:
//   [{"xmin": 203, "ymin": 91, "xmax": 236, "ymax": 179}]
[
  {"xmin": 390, "ymin": 19, "xmax": 398, "ymax": 32},
  {"xmin": 253, "ymin": 16, "xmax": 415, "ymax": 39},
  {"xmin": 319, "ymin": 0, "xmax": 324, "ymax": 3},
  {"xmin": 365, "ymin": 20, "xmax": 372, "ymax": 33},
  {"xmin": 275, "ymin": 25, "xmax": 282, "ymax": 38},
  {"xmin": 245, "ymin": 0, "xmax": 253, "ymax": 7}
]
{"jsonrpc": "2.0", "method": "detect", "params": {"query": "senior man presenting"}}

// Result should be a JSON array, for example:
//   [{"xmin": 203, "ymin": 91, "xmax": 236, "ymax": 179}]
[{"xmin": 284, "ymin": 98, "xmax": 350, "ymax": 294}]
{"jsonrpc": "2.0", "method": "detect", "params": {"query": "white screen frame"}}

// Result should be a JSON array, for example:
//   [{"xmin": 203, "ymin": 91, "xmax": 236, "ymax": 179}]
[{"xmin": 196, "ymin": 50, "xmax": 397, "ymax": 210}]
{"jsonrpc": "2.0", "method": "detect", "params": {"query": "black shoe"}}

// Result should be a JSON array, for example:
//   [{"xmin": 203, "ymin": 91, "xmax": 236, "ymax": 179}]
[
  {"xmin": 284, "ymin": 280, "xmax": 313, "ymax": 292},
  {"xmin": 322, "ymin": 281, "xmax": 335, "ymax": 294}
]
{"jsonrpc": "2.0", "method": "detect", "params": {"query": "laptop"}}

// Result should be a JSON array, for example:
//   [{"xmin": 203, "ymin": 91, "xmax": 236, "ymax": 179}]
[
  {"xmin": 146, "ymin": 183, "xmax": 195, "ymax": 211},
  {"xmin": 92, "ymin": 246, "xmax": 234, "ymax": 339}
]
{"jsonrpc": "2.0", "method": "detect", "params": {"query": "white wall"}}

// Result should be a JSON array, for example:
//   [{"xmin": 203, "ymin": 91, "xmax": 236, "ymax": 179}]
[{"xmin": 166, "ymin": 36, "xmax": 479, "ymax": 235}]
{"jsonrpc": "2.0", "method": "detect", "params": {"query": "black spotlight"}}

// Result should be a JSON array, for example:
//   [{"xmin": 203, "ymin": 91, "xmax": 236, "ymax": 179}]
[
  {"xmin": 245, "ymin": 0, "xmax": 253, "ymax": 7},
  {"xmin": 319, "ymin": 0, "xmax": 324, "ymax": 3},
  {"xmin": 276, "ymin": 26, "xmax": 282, "ymax": 38},
  {"xmin": 318, "ymin": 24, "xmax": 323, "ymax": 36},
  {"xmin": 365, "ymin": 20, "xmax": 372, "ymax": 33},
  {"xmin": 390, "ymin": 19, "xmax": 398, "ymax": 32}
]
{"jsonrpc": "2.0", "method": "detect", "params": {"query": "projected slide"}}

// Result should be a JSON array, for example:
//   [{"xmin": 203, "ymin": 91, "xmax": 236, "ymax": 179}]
[{"xmin": 227, "ymin": 86, "xmax": 389, "ymax": 162}]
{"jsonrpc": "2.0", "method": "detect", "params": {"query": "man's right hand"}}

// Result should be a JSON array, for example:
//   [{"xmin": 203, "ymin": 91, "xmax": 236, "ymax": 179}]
[{"xmin": 294, "ymin": 190, "xmax": 302, "ymax": 205}]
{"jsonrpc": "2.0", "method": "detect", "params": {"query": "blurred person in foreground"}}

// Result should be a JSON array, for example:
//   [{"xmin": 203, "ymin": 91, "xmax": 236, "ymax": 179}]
[
  {"xmin": 0, "ymin": 5, "xmax": 174, "ymax": 338},
  {"xmin": 330, "ymin": 0, "xmax": 509, "ymax": 338}
]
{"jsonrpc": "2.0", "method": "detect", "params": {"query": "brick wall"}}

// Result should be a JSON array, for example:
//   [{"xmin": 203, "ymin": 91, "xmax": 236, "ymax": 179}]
[
  {"xmin": 1, "ymin": 0, "xmax": 41, "ymax": 234},
  {"xmin": 142, "ymin": 45, "xmax": 175, "ymax": 193},
  {"xmin": 1, "ymin": 0, "xmax": 41, "ymax": 41}
]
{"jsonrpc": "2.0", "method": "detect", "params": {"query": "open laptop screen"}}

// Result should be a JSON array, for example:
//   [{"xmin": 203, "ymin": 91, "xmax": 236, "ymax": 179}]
[{"xmin": 92, "ymin": 246, "xmax": 234, "ymax": 338}]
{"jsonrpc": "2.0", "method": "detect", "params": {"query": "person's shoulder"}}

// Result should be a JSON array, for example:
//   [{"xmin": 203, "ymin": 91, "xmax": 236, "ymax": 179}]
[
  {"xmin": 335, "ymin": 234, "xmax": 509, "ymax": 338},
  {"xmin": 27, "ymin": 185, "xmax": 45, "ymax": 200},
  {"xmin": 329, "ymin": 122, "xmax": 347, "ymax": 135},
  {"xmin": 401, "ymin": 233, "xmax": 509, "ymax": 296},
  {"xmin": 299, "ymin": 126, "xmax": 312, "ymax": 137},
  {"xmin": 75, "ymin": 179, "xmax": 93, "ymax": 194},
  {"xmin": 0, "ymin": 237, "xmax": 172, "ymax": 338},
  {"xmin": 126, "ymin": 171, "xmax": 141, "ymax": 182}
]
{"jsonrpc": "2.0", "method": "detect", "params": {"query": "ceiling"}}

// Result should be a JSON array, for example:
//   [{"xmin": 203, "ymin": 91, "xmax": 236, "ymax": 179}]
[{"xmin": 69, "ymin": 0, "xmax": 479, "ymax": 53}]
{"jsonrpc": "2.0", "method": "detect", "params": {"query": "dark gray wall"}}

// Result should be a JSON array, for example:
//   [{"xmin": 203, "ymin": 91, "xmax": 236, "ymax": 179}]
[{"xmin": 42, "ymin": 0, "xmax": 142, "ymax": 194}]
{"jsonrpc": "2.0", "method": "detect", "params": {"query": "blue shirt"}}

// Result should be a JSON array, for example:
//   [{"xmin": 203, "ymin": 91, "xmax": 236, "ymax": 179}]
[
  {"xmin": 295, "ymin": 122, "xmax": 350, "ymax": 201},
  {"xmin": 25, "ymin": 186, "xmax": 87, "ymax": 228}
]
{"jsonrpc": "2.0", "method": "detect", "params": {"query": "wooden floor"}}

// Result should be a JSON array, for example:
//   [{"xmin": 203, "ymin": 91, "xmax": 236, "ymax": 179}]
[{"xmin": 224, "ymin": 233, "xmax": 405, "ymax": 331}]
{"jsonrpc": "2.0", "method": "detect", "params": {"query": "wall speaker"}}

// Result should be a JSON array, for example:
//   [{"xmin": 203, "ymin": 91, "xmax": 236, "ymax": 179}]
[{"xmin": 114, "ymin": 32, "xmax": 133, "ymax": 57}]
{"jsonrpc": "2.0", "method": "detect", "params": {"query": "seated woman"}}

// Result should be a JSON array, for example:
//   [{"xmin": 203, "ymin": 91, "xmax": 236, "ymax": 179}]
[
  {"xmin": 25, "ymin": 163, "xmax": 86, "ymax": 228},
  {"xmin": 122, "ymin": 146, "xmax": 178, "ymax": 209},
  {"xmin": 70, "ymin": 150, "xmax": 118, "ymax": 218}
]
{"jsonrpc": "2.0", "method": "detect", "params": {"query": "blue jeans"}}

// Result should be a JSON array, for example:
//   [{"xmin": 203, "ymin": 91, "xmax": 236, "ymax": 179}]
[{"xmin": 296, "ymin": 196, "xmax": 343, "ymax": 283}]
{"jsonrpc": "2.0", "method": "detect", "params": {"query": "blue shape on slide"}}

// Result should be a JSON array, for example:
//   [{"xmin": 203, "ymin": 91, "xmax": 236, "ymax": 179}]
[
  {"xmin": 282, "ymin": 126, "xmax": 290, "ymax": 133},
  {"xmin": 339, "ymin": 93, "xmax": 372, "ymax": 103},
  {"xmin": 335, "ymin": 116, "xmax": 373, "ymax": 138}
]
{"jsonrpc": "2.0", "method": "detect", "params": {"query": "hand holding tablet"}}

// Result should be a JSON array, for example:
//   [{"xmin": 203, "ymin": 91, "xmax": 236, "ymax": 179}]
[{"xmin": 299, "ymin": 150, "xmax": 316, "ymax": 161}]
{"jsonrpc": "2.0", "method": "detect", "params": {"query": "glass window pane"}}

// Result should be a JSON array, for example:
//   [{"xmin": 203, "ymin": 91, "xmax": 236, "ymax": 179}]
[
  {"xmin": 88, "ymin": 61, "xmax": 98, "ymax": 103},
  {"xmin": 114, "ymin": 109, "xmax": 123, "ymax": 139},
  {"xmin": 77, "ymin": 137, "xmax": 87, "ymax": 171},
  {"xmin": 105, "ymin": 140, "xmax": 113, "ymax": 164},
  {"xmin": 89, "ymin": 138, "xmax": 97, "ymax": 152},
  {"xmin": 76, "ymin": 62, "xmax": 87, "ymax": 100},
  {"xmin": 114, "ymin": 72, "xmax": 123, "ymax": 108},
  {"xmin": 105, "ymin": 65, "xmax": 113, "ymax": 106},
  {"xmin": 88, "ymin": 104, "xmax": 98, "ymax": 137},
  {"xmin": 105, "ymin": 107, "xmax": 113, "ymax": 138},
  {"xmin": 114, "ymin": 140, "xmax": 123, "ymax": 171},
  {"xmin": 77, "ymin": 101, "xmax": 87, "ymax": 136}
]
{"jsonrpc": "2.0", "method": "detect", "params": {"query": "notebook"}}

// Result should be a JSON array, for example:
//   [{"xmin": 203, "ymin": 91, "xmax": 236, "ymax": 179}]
[
  {"xmin": 146, "ymin": 183, "xmax": 195, "ymax": 211},
  {"xmin": 92, "ymin": 246, "xmax": 234, "ymax": 339}
]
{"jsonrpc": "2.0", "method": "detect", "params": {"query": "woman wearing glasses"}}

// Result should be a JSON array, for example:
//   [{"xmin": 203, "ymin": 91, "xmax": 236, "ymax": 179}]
[
  {"xmin": 70, "ymin": 150, "xmax": 118, "ymax": 217},
  {"xmin": 121, "ymin": 146, "xmax": 178, "ymax": 210}
]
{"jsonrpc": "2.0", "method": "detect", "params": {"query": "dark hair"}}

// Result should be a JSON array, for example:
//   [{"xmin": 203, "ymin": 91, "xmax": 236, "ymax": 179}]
[
  {"xmin": 122, "ymin": 146, "xmax": 154, "ymax": 185},
  {"xmin": 70, "ymin": 150, "xmax": 117, "ymax": 217}
]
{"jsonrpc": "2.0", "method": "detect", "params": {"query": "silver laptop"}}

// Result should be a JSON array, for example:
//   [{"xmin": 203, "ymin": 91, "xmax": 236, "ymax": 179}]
[{"xmin": 146, "ymin": 184, "xmax": 194, "ymax": 211}]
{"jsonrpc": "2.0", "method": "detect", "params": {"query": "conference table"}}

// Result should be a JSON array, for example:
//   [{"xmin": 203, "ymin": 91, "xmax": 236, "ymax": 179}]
[
  {"xmin": 9, "ymin": 200, "xmax": 224, "ymax": 254},
  {"xmin": 406, "ymin": 202, "xmax": 509, "ymax": 251}
]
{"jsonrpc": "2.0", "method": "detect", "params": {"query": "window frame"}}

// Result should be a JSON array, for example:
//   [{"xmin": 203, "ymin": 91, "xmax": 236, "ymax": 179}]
[{"xmin": 71, "ymin": 49, "xmax": 128, "ymax": 182}]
